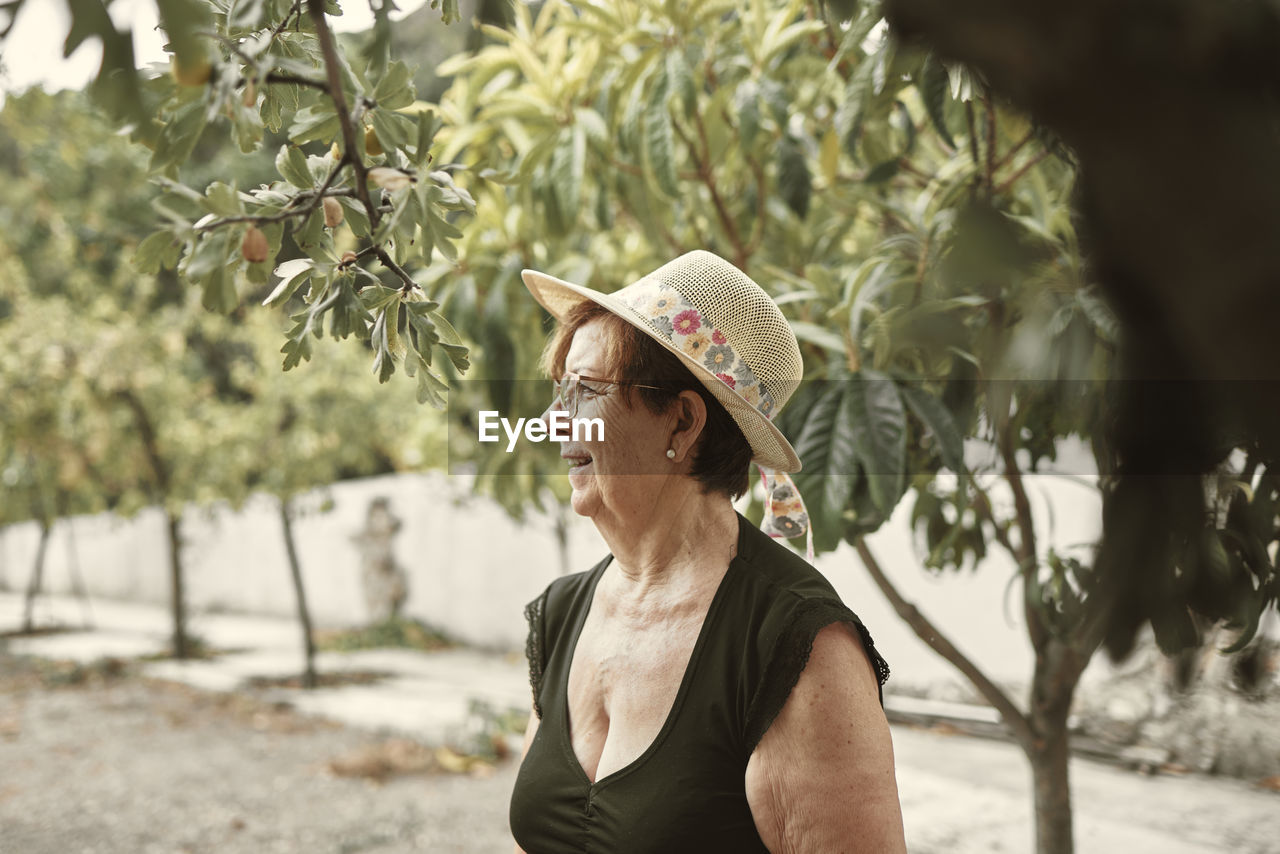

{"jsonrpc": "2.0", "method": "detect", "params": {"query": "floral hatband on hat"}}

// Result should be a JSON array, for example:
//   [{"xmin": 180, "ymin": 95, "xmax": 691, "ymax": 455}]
[{"xmin": 615, "ymin": 280, "xmax": 779, "ymax": 422}]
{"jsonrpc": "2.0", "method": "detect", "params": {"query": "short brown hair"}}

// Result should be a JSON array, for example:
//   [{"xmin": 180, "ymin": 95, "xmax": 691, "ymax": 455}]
[{"xmin": 542, "ymin": 302, "xmax": 753, "ymax": 498}]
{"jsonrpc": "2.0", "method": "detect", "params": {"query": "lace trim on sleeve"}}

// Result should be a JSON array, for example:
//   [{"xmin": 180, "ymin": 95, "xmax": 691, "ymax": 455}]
[
  {"xmin": 523, "ymin": 593, "xmax": 547, "ymax": 720},
  {"xmin": 743, "ymin": 597, "xmax": 890, "ymax": 755}
]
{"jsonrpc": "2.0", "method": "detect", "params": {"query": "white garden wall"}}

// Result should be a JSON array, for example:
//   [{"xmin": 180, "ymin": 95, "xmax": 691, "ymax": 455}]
[{"xmin": 0, "ymin": 468, "xmax": 1126, "ymax": 692}]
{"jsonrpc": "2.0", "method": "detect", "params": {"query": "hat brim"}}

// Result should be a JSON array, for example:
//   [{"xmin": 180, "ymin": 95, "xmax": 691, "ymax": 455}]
[{"xmin": 521, "ymin": 268, "xmax": 802, "ymax": 473}]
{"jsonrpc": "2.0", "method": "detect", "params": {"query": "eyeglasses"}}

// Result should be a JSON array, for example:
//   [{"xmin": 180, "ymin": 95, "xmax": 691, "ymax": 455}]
[{"xmin": 551, "ymin": 370, "xmax": 665, "ymax": 418}]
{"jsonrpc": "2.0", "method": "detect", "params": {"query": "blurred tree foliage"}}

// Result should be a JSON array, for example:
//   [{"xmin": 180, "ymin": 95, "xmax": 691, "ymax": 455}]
[
  {"xmin": 880, "ymin": 0, "xmax": 1280, "ymax": 662},
  {"xmin": 0, "ymin": 88, "xmax": 444, "ymax": 660}
]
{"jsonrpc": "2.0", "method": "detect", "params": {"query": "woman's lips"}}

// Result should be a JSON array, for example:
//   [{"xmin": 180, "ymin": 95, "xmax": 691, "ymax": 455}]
[
  {"xmin": 563, "ymin": 453, "xmax": 592, "ymax": 485},
  {"xmin": 561, "ymin": 451, "xmax": 592, "ymax": 469}
]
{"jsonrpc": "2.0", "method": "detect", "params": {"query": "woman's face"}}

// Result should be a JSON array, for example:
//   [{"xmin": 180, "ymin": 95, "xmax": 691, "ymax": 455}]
[{"xmin": 553, "ymin": 318, "xmax": 677, "ymax": 523}]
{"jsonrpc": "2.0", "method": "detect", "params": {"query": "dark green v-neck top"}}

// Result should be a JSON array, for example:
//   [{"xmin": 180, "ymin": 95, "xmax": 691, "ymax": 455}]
[{"xmin": 509, "ymin": 513, "xmax": 889, "ymax": 853}]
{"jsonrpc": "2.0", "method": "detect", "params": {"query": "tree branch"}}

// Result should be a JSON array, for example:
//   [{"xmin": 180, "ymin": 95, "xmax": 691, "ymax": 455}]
[
  {"xmin": 971, "ymin": 484, "xmax": 1018, "ymax": 561},
  {"xmin": 853, "ymin": 536, "xmax": 1035, "ymax": 749},
  {"xmin": 195, "ymin": 157, "xmax": 348, "ymax": 233},
  {"xmin": 373, "ymin": 246, "xmax": 417, "ymax": 291},
  {"xmin": 983, "ymin": 87, "xmax": 998, "ymax": 191},
  {"xmin": 964, "ymin": 99, "xmax": 981, "ymax": 171},
  {"xmin": 674, "ymin": 113, "xmax": 748, "ymax": 268},
  {"xmin": 305, "ymin": 0, "xmax": 380, "ymax": 230},
  {"xmin": 263, "ymin": 71, "xmax": 328, "ymax": 91},
  {"xmin": 996, "ymin": 398, "xmax": 1050, "ymax": 654},
  {"xmin": 113, "ymin": 389, "xmax": 169, "ymax": 497},
  {"xmin": 269, "ymin": 0, "xmax": 303, "ymax": 41},
  {"xmin": 994, "ymin": 148, "xmax": 1051, "ymax": 195},
  {"xmin": 717, "ymin": 105, "xmax": 768, "ymax": 257},
  {"xmin": 994, "ymin": 127, "xmax": 1034, "ymax": 173}
]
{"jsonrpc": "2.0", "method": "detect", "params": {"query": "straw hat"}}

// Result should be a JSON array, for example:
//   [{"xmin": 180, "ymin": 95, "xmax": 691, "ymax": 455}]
[{"xmin": 520, "ymin": 250, "xmax": 804, "ymax": 473}]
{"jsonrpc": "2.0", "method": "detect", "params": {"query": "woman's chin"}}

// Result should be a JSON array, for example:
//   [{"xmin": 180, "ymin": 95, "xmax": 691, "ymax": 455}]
[
  {"xmin": 568, "ymin": 466, "xmax": 597, "ymax": 515},
  {"xmin": 567, "ymin": 460, "xmax": 593, "ymax": 489}
]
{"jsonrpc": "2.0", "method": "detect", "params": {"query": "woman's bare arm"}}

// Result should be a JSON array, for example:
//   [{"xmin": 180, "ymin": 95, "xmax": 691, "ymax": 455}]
[
  {"xmin": 745, "ymin": 622, "xmax": 906, "ymax": 853},
  {"xmin": 513, "ymin": 706, "xmax": 540, "ymax": 854}
]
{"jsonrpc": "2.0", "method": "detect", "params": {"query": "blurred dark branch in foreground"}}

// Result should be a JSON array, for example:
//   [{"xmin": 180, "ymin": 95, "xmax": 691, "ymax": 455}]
[{"xmin": 885, "ymin": 0, "xmax": 1280, "ymax": 658}]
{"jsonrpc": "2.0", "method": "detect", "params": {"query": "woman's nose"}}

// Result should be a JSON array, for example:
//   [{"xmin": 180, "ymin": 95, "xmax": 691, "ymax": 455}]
[
  {"xmin": 536, "ymin": 397, "xmax": 576, "ymax": 442},
  {"xmin": 534, "ymin": 397, "xmax": 560, "ymax": 434}
]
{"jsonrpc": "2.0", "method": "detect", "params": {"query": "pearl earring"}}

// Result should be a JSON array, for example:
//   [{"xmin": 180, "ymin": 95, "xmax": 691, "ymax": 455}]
[{"xmin": 666, "ymin": 449, "xmax": 676, "ymax": 459}]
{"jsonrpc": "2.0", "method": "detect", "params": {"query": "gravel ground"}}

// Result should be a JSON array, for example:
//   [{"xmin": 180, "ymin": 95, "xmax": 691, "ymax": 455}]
[
  {"xmin": 4, "ymin": 652, "xmax": 1278, "ymax": 854},
  {"xmin": 0, "ymin": 655, "xmax": 519, "ymax": 854}
]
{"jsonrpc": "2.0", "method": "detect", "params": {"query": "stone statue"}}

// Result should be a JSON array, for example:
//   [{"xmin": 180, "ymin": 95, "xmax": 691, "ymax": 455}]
[{"xmin": 351, "ymin": 497, "xmax": 407, "ymax": 622}]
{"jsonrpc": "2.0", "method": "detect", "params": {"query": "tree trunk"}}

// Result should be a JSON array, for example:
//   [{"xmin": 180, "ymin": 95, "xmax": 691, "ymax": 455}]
[
  {"xmin": 855, "ymin": 535, "xmax": 1097, "ymax": 854},
  {"xmin": 280, "ymin": 498, "xmax": 317, "ymax": 689},
  {"xmin": 1024, "ymin": 639, "xmax": 1088, "ymax": 854},
  {"xmin": 21, "ymin": 519, "xmax": 52, "ymax": 634},
  {"xmin": 1028, "ymin": 712, "xmax": 1074, "ymax": 854},
  {"xmin": 166, "ymin": 510, "xmax": 188, "ymax": 659},
  {"xmin": 64, "ymin": 519, "xmax": 95, "ymax": 628}
]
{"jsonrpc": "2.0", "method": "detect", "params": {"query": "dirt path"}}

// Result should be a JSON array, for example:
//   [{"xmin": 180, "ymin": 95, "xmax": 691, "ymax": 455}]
[
  {"xmin": 4, "ymin": 653, "xmax": 1278, "ymax": 854},
  {"xmin": 0, "ymin": 656, "xmax": 518, "ymax": 854}
]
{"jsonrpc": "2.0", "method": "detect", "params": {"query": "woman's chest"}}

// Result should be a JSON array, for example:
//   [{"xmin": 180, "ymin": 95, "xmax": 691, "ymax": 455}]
[{"xmin": 565, "ymin": 609, "xmax": 705, "ymax": 780}]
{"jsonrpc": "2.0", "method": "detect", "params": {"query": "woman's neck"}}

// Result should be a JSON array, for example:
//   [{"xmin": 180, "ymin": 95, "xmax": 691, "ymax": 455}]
[{"xmin": 593, "ymin": 482, "xmax": 740, "ymax": 600}]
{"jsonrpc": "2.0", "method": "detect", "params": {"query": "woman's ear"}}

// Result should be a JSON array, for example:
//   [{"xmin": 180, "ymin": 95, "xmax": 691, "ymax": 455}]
[{"xmin": 668, "ymin": 390, "xmax": 708, "ymax": 462}]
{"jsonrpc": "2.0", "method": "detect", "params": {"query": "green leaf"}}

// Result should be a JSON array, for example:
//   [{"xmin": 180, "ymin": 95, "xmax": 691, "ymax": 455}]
[
  {"xmin": 192, "ymin": 229, "xmax": 240, "ymax": 316},
  {"xmin": 1077, "ymin": 288, "xmax": 1120, "ymax": 342},
  {"xmin": 758, "ymin": 78, "xmax": 790, "ymax": 127},
  {"xmin": 133, "ymin": 231, "xmax": 178, "ymax": 274},
  {"xmin": 263, "ymin": 258, "xmax": 315, "ymax": 306},
  {"xmin": 919, "ymin": 54, "xmax": 957, "ymax": 149},
  {"xmin": 227, "ymin": 0, "xmax": 268, "ymax": 30},
  {"xmin": 848, "ymin": 370, "xmax": 907, "ymax": 514},
  {"xmin": 276, "ymin": 144, "xmax": 314, "ymax": 189},
  {"xmin": 777, "ymin": 134, "xmax": 811, "ymax": 220},
  {"xmin": 736, "ymin": 81, "xmax": 761, "ymax": 148},
  {"xmin": 328, "ymin": 277, "xmax": 371, "ymax": 340},
  {"xmin": 666, "ymin": 49, "xmax": 697, "ymax": 118},
  {"xmin": 790, "ymin": 383, "xmax": 856, "ymax": 552},
  {"xmin": 643, "ymin": 67, "xmax": 680, "ymax": 198},
  {"xmin": 362, "ymin": 0, "xmax": 394, "ymax": 76},
  {"xmin": 289, "ymin": 104, "xmax": 340, "ymax": 145},
  {"xmin": 550, "ymin": 124, "xmax": 586, "ymax": 226},
  {"xmin": 822, "ymin": 0, "xmax": 860, "ymax": 24},
  {"xmin": 825, "ymin": 381, "xmax": 861, "ymax": 513},
  {"xmin": 281, "ymin": 312, "xmax": 314, "ymax": 370},
  {"xmin": 864, "ymin": 159, "xmax": 899, "ymax": 183},
  {"xmin": 294, "ymin": 207, "xmax": 325, "ymax": 250},
  {"xmin": 371, "ymin": 109, "xmax": 416, "ymax": 156},
  {"xmin": 574, "ymin": 106, "xmax": 608, "ymax": 147},
  {"xmin": 849, "ymin": 260, "xmax": 894, "ymax": 348},
  {"xmin": 155, "ymin": 0, "xmax": 212, "ymax": 56},
  {"xmin": 431, "ymin": 0, "xmax": 461, "ymax": 25},
  {"xmin": 900, "ymin": 385, "xmax": 965, "ymax": 476},
  {"xmin": 430, "ymin": 308, "xmax": 465, "ymax": 345},
  {"xmin": 414, "ymin": 109, "xmax": 444, "ymax": 167},
  {"xmin": 372, "ymin": 60, "xmax": 415, "ymax": 110},
  {"xmin": 203, "ymin": 182, "xmax": 243, "ymax": 217},
  {"xmin": 412, "ymin": 350, "xmax": 450, "ymax": 407},
  {"xmin": 150, "ymin": 100, "xmax": 208, "ymax": 174},
  {"xmin": 371, "ymin": 304, "xmax": 399, "ymax": 383},
  {"xmin": 790, "ymin": 321, "xmax": 848, "ymax": 355},
  {"xmin": 837, "ymin": 52, "xmax": 876, "ymax": 160}
]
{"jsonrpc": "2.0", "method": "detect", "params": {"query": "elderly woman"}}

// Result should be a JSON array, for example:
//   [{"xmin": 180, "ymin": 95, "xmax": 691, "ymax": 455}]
[{"xmin": 509, "ymin": 251, "xmax": 905, "ymax": 853}]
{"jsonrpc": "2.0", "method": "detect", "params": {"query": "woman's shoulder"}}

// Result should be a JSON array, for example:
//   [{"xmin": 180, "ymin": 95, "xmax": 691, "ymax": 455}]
[
  {"xmin": 727, "ymin": 515, "xmax": 890, "ymax": 753},
  {"xmin": 734, "ymin": 516, "xmax": 842, "ymax": 604}
]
